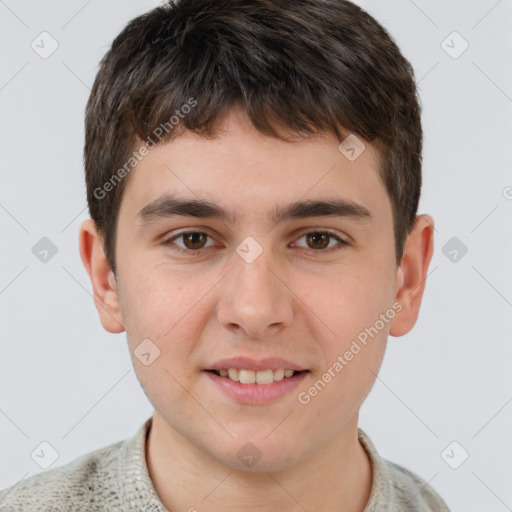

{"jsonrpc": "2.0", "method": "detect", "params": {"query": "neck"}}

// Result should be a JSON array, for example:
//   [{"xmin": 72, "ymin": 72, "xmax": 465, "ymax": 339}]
[{"xmin": 145, "ymin": 412, "xmax": 373, "ymax": 512}]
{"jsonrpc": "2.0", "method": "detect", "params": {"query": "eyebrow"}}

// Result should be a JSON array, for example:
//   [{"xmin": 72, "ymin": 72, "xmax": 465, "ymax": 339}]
[{"xmin": 136, "ymin": 194, "xmax": 372, "ymax": 227}]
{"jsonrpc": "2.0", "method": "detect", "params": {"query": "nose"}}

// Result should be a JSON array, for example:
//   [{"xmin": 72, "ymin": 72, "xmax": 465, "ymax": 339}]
[{"xmin": 216, "ymin": 246, "xmax": 295, "ymax": 339}]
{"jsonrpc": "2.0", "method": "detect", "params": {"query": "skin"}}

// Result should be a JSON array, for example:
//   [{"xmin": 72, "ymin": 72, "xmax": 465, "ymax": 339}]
[{"xmin": 79, "ymin": 107, "xmax": 434, "ymax": 512}]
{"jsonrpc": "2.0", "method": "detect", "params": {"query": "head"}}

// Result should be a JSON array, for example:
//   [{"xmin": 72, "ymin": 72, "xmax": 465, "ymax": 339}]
[{"xmin": 80, "ymin": 0, "xmax": 434, "ymax": 472}]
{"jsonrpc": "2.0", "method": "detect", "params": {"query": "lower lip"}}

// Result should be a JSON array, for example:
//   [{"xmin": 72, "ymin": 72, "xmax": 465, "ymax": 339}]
[{"xmin": 203, "ymin": 370, "xmax": 309, "ymax": 405}]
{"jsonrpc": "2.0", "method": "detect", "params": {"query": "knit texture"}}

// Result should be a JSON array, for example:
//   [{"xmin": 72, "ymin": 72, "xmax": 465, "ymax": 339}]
[{"xmin": 0, "ymin": 416, "xmax": 450, "ymax": 511}]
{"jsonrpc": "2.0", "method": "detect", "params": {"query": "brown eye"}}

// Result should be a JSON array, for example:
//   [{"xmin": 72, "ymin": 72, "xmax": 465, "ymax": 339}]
[
  {"xmin": 306, "ymin": 232, "xmax": 330, "ymax": 250},
  {"xmin": 164, "ymin": 231, "xmax": 215, "ymax": 254},
  {"xmin": 294, "ymin": 231, "xmax": 348, "ymax": 251},
  {"xmin": 181, "ymin": 232, "xmax": 208, "ymax": 250},
  {"xmin": 163, "ymin": 229, "xmax": 348, "ymax": 256}
]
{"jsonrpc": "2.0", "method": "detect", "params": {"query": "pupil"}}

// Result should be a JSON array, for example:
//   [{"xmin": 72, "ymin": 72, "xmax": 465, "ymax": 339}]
[
  {"xmin": 307, "ymin": 232, "xmax": 329, "ymax": 250},
  {"xmin": 185, "ymin": 233, "xmax": 206, "ymax": 249}
]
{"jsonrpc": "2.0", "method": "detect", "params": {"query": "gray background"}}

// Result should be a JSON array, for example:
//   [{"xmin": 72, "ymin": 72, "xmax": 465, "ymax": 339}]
[{"xmin": 1, "ymin": 0, "xmax": 511, "ymax": 510}]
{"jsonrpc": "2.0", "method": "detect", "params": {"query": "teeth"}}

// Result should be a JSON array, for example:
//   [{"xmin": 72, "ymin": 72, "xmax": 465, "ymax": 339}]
[
  {"xmin": 227, "ymin": 368, "xmax": 239, "ymax": 381},
  {"xmin": 239, "ymin": 369, "xmax": 256, "ymax": 384},
  {"xmin": 273, "ymin": 368, "xmax": 285, "ymax": 381},
  {"xmin": 215, "ymin": 368, "xmax": 299, "ymax": 384},
  {"xmin": 255, "ymin": 369, "xmax": 273, "ymax": 384}
]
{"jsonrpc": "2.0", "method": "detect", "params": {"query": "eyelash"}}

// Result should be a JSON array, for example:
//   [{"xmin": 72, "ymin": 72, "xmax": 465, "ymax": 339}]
[{"xmin": 162, "ymin": 229, "xmax": 349, "ymax": 256}]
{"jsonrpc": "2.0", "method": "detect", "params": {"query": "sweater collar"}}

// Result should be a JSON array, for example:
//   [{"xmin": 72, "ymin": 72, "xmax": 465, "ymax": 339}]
[{"xmin": 117, "ymin": 417, "xmax": 391, "ymax": 512}]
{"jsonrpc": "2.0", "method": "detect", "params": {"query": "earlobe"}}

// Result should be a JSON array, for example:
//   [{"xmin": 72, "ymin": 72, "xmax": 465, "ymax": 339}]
[
  {"xmin": 389, "ymin": 214, "xmax": 435, "ymax": 337},
  {"xmin": 79, "ymin": 219, "xmax": 125, "ymax": 334}
]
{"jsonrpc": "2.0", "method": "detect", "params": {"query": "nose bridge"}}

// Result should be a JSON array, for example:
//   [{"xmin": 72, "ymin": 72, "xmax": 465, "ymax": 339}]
[
  {"xmin": 217, "ymin": 236, "xmax": 294, "ymax": 336},
  {"xmin": 237, "ymin": 240, "xmax": 276, "ymax": 291}
]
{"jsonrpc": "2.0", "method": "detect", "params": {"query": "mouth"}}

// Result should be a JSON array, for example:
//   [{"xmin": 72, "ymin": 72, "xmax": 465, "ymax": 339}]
[
  {"xmin": 203, "ymin": 357, "xmax": 310, "ymax": 404},
  {"xmin": 203, "ymin": 368, "xmax": 309, "ymax": 405},
  {"xmin": 205, "ymin": 368, "xmax": 307, "ymax": 385}
]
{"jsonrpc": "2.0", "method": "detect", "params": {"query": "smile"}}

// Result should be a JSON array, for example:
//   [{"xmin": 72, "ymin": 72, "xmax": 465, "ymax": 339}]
[{"xmin": 203, "ymin": 369, "xmax": 309, "ymax": 405}]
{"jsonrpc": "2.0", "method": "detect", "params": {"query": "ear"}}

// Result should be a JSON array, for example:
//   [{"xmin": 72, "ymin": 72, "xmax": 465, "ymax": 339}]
[
  {"xmin": 389, "ymin": 214, "xmax": 435, "ymax": 337},
  {"xmin": 79, "ymin": 219, "xmax": 125, "ymax": 333}
]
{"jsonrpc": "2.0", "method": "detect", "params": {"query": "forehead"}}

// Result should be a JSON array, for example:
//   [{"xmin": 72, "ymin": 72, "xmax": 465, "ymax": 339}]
[{"xmin": 119, "ymin": 110, "xmax": 390, "ymax": 228}]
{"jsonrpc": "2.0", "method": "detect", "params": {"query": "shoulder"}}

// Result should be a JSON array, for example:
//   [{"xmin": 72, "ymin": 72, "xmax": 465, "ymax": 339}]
[
  {"xmin": 357, "ymin": 428, "xmax": 450, "ymax": 512},
  {"xmin": 0, "ymin": 439, "xmax": 124, "ymax": 512},
  {"xmin": 385, "ymin": 459, "xmax": 450, "ymax": 511}
]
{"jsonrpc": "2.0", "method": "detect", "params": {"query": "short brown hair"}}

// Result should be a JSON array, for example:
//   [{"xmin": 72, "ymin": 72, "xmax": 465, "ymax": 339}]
[{"xmin": 84, "ymin": 0, "xmax": 423, "ymax": 275}]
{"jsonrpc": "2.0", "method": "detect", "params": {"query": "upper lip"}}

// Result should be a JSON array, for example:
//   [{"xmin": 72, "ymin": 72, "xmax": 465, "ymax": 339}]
[{"xmin": 206, "ymin": 357, "xmax": 308, "ymax": 372}]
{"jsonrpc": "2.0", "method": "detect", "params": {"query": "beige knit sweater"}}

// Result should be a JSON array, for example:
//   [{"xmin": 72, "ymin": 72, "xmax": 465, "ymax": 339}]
[{"xmin": 0, "ymin": 416, "xmax": 450, "ymax": 511}]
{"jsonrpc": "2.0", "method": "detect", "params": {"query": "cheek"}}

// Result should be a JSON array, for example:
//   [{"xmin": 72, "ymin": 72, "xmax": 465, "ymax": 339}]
[
  {"xmin": 119, "ymin": 265, "xmax": 212, "ymax": 379},
  {"xmin": 293, "ymin": 264, "xmax": 393, "ymax": 407},
  {"xmin": 120, "ymin": 269, "xmax": 202, "ymax": 410},
  {"xmin": 295, "ymin": 293, "xmax": 389, "ymax": 435},
  {"xmin": 119, "ymin": 265, "xmax": 189, "ymax": 338},
  {"xmin": 299, "ymin": 265, "xmax": 393, "ymax": 344}
]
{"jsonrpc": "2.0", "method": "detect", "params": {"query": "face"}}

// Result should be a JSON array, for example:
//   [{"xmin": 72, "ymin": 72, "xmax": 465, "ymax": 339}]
[{"xmin": 90, "ymin": 108, "xmax": 410, "ymax": 471}]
